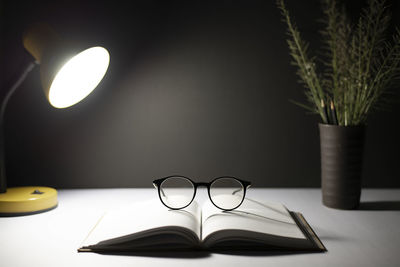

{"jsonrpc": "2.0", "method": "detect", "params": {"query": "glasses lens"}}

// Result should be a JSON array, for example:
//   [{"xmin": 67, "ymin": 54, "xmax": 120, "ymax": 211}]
[
  {"xmin": 159, "ymin": 177, "xmax": 195, "ymax": 209},
  {"xmin": 210, "ymin": 177, "xmax": 244, "ymax": 210}
]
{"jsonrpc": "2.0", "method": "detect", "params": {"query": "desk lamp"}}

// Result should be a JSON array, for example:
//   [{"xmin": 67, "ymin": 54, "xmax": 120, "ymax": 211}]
[{"xmin": 0, "ymin": 23, "xmax": 110, "ymax": 216}]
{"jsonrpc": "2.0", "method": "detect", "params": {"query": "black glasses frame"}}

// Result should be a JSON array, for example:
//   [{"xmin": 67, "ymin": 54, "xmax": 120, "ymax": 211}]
[{"xmin": 153, "ymin": 175, "xmax": 251, "ymax": 211}]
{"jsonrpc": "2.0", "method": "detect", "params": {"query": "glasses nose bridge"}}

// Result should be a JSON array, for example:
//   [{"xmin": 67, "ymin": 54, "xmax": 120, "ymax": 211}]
[{"xmin": 195, "ymin": 182, "xmax": 209, "ymax": 188}]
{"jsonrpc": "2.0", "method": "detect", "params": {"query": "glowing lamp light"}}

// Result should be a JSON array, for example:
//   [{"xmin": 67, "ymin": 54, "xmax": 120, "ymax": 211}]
[{"xmin": 49, "ymin": 46, "xmax": 109, "ymax": 108}]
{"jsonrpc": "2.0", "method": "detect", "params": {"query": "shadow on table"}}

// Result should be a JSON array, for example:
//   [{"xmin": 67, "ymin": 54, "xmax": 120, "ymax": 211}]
[
  {"xmin": 213, "ymin": 249, "xmax": 324, "ymax": 257},
  {"xmin": 95, "ymin": 248, "xmax": 323, "ymax": 258},
  {"xmin": 96, "ymin": 250, "xmax": 210, "ymax": 258},
  {"xmin": 359, "ymin": 201, "xmax": 400, "ymax": 211}
]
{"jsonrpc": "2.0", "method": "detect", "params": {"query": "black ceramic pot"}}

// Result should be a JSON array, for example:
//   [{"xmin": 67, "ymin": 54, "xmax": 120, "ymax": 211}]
[{"xmin": 319, "ymin": 123, "xmax": 366, "ymax": 209}]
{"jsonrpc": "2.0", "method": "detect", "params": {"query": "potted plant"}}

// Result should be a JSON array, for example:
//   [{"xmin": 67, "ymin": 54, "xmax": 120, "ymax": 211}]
[{"xmin": 277, "ymin": 0, "xmax": 400, "ymax": 209}]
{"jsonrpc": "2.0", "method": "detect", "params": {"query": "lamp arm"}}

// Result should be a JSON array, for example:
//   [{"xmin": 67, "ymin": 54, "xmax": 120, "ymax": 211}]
[{"xmin": 0, "ymin": 61, "xmax": 38, "ymax": 193}]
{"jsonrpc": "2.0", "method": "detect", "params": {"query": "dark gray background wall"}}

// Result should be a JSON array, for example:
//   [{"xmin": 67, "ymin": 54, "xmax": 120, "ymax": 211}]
[{"xmin": 1, "ymin": 0, "xmax": 399, "ymax": 188}]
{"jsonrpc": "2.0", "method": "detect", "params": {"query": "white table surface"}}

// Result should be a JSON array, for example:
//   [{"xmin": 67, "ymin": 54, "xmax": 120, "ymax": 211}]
[{"xmin": 1, "ymin": 188, "xmax": 399, "ymax": 267}]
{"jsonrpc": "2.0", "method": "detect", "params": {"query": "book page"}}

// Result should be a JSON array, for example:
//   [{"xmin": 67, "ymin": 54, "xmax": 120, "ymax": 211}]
[
  {"xmin": 201, "ymin": 196, "xmax": 306, "ymax": 242},
  {"xmin": 82, "ymin": 198, "xmax": 201, "ymax": 248}
]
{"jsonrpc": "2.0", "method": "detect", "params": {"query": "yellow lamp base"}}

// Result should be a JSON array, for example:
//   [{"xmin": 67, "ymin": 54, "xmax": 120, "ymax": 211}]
[{"xmin": 0, "ymin": 187, "xmax": 58, "ymax": 216}]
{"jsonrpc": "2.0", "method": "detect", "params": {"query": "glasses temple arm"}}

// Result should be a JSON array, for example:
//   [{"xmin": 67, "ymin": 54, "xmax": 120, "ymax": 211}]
[
  {"xmin": 232, "ymin": 188, "xmax": 241, "ymax": 195},
  {"xmin": 232, "ymin": 184, "xmax": 251, "ymax": 195},
  {"xmin": 153, "ymin": 183, "xmax": 167, "ymax": 197}
]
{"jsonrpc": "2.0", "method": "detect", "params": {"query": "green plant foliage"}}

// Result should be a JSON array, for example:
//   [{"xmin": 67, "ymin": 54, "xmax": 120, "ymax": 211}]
[{"xmin": 277, "ymin": 0, "xmax": 400, "ymax": 126}]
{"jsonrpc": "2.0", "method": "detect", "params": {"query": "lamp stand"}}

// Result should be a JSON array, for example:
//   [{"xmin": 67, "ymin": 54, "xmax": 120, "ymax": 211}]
[
  {"xmin": 0, "ymin": 187, "xmax": 58, "ymax": 216},
  {"xmin": 0, "ymin": 61, "xmax": 58, "ymax": 216}
]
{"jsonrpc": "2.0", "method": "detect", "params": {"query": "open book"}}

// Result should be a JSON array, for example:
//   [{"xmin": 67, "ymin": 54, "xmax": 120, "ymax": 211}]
[{"xmin": 78, "ymin": 196, "xmax": 326, "ymax": 252}]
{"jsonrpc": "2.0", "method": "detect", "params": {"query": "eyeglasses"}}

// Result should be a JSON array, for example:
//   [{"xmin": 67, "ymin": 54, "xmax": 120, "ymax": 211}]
[{"xmin": 153, "ymin": 175, "xmax": 251, "ymax": 211}]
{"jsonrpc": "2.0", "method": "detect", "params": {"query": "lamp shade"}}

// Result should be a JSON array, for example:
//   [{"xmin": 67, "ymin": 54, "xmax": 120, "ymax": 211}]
[{"xmin": 22, "ymin": 23, "xmax": 110, "ymax": 108}]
